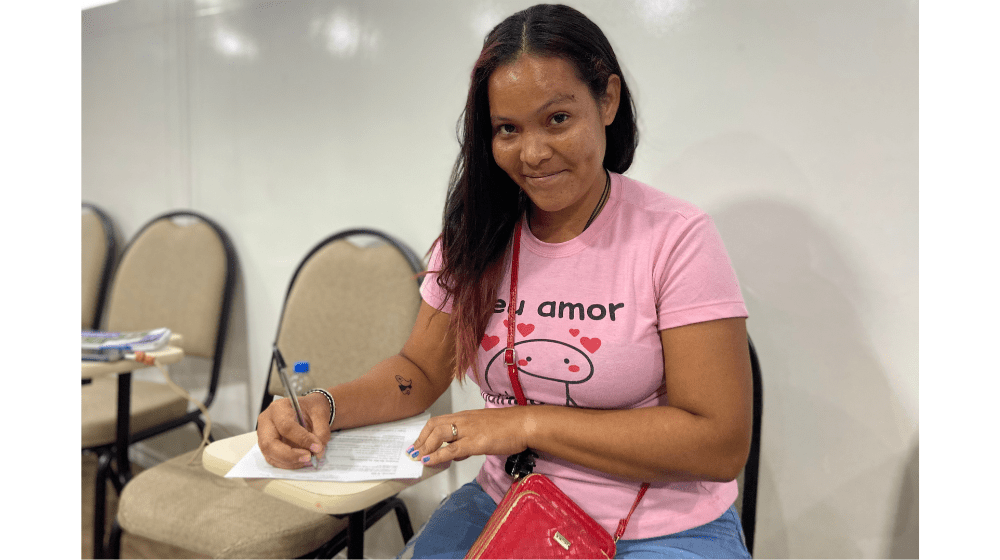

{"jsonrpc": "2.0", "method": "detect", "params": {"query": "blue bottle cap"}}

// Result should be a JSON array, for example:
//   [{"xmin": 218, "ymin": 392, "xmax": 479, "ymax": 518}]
[{"xmin": 294, "ymin": 361, "xmax": 310, "ymax": 373}]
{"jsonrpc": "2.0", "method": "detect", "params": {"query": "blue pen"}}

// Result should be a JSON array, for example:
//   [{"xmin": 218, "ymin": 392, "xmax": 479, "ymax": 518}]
[{"xmin": 273, "ymin": 345, "xmax": 320, "ymax": 469}]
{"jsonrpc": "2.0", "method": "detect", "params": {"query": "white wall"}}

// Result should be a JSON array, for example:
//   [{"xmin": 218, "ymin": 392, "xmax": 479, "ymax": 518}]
[{"xmin": 82, "ymin": 1, "xmax": 918, "ymax": 558}]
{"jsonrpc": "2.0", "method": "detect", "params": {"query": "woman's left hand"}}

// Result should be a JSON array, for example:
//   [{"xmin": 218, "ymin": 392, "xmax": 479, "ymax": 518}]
[{"xmin": 407, "ymin": 407, "xmax": 533, "ymax": 466}]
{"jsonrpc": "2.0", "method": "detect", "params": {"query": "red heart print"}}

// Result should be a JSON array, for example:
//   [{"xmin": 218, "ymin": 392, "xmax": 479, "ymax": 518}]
[
  {"xmin": 517, "ymin": 323, "xmax": 535, "ymax": 337},
  {"xmin": 569, "ymin": 329, "xmax": 580, "ymax": 337},
  {"xmin": 503, "ymin": 319, "xmax": 509, "ymax": 328},
  {"xmin": 580, "ymin": 337, "xmax": 601, "ymax": 353},
  {"xmin": 481, "ymin": 335, "xmax": 500, "ymax": 351}
]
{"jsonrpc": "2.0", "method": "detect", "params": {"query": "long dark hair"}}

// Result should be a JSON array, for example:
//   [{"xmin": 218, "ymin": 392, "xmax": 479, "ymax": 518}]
[{"xmin": 437, "ymin": 4, "xmax": 638, "ymax": 381}]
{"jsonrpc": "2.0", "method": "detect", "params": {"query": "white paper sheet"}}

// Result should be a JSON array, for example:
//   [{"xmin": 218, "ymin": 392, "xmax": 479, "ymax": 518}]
[{"xmin": 225, "ymin": 413, "xmax": 430, "ymax": 482}]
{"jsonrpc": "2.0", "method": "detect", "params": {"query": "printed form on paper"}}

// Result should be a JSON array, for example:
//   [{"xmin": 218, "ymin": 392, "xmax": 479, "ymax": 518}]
[{"xmin": 225, "ymin": 413, "xmax": 430, "ymax": 482}]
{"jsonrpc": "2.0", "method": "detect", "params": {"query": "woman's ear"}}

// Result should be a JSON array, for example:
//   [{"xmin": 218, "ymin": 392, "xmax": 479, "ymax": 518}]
[{"xmin": 601, "ymin": 74, "xmax": 622, "ymax": 126}]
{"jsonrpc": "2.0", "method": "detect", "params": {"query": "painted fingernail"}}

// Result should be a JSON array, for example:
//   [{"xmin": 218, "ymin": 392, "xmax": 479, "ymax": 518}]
[
  {"xmin": 406, "ymin": 445, "xmax": 414, "ymax": 454},
  {"xmin": 410, "ymin": 450, "xmax": 419, "ymax": 458},
  {"xmin": 422, "ymin": 456, "xmax": 430, "ymax": 463}
]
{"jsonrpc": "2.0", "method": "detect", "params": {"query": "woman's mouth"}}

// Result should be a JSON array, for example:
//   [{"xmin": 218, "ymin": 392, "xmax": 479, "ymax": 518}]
[{"xmin": 523, "ymin": 171, "xmax": 564, "ymax": 186}]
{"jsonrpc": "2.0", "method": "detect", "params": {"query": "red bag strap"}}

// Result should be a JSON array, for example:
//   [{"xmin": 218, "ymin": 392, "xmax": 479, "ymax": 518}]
[
  {"xmin": 615, "ymin": 482, "xmax": 651, "ymax": 542},
  {"xmin": 504, "ymin": 218, "xmax": 648, "ymax": 541},
  {"xmin": 505, "ymin": 221, "xmax": 528, "ymax": 407}
]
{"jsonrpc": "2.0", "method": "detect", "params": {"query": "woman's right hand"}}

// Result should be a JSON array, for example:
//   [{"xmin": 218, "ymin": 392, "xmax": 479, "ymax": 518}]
[{"xmin": 256, "ymin": 392, "xmax": 332, "ymax": 469}]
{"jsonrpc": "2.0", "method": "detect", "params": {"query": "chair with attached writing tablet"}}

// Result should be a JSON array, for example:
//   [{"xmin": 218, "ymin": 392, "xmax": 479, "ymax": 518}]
[
  {"xmin": 734, "ymin": 335, "xmax": 763, "ymax": 555},
  {"xmin": 109, "ymin": 228, "xmax": 426, "ymax": 559},
  {"xmin": 82, "ymin": 210, "xmax": 237, "ymax": 558}
]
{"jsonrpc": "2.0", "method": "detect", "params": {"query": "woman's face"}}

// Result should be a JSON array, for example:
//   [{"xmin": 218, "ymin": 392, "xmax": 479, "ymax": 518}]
[{"xmin": 488, "ymin": 55, "xmax": 620, "ymax": 226}]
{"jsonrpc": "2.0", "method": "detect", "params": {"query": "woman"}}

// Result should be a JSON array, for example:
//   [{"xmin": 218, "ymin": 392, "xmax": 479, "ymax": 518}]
[{"xmin": 257, "ymin": 4, "xmax": 753, "ymax": 558}]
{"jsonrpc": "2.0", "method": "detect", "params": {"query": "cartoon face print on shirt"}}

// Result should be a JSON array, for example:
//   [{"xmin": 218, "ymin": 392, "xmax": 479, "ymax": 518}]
[{"xmin": 484, "ymin": 337, "xmax": 596, "ymax": 407}]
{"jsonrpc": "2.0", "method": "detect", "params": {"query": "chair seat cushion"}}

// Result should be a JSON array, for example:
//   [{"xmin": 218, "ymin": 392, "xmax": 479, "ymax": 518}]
[
  {"xmin": 117, "ymin": 449, "xmax": 347, "ymax": 558},
  {"xmin": 81, "ymin": 377, "xmax": 189, "ymax": 448}
]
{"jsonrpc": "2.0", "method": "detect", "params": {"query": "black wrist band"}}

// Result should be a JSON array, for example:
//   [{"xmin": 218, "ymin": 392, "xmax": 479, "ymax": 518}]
[{"xmin": 306, "ymin": 389, "xmax": 335, "ymax": 428}]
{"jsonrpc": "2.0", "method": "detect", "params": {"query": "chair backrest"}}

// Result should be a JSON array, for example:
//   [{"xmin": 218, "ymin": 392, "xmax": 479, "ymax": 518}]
[
  {"xmin": 82, "ymin": 203, "xmax": 118, "ymax": 330},
  {"xmin": 263, "ymin": 229, "xmax": 423, "ymax": 409},
  {"xmin": 739, "ymin": 335, "xmax": 763, "ymax": 554},
  {"xmin": 104, "ymin": 210, "xmax": 238, "ymax": 408}
]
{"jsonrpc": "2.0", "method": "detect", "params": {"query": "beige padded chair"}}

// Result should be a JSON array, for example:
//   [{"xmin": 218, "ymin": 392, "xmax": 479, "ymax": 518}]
[
  {"xmin": 109, "ymin": 229, "xmax": 425, "ymax": 559},
  {"xmin": 83, "ymin": 210, "xmax": 237, "ymax": 558},
  {"xmin": 82, "ymin": 203, "xmax": 118, "ymax": 330}
]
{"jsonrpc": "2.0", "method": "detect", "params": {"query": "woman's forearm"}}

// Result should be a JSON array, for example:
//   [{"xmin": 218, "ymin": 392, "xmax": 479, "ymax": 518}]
[
  {"xmin": 328, "ymin": 352, "xmax": 452, "ymax": 431},
  {"xmin": 524, "ymin": 404, "xmax": 750, "ymax": 483},
  {"xmin": 410, "ymin": 319, "xmax": 753, "ymax": 482}
]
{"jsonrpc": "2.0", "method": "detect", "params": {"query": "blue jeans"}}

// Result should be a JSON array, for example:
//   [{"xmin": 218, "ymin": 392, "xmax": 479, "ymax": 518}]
[{"xmin": 398, "ymin": 480, "xmax": 751, "ymax": 559}]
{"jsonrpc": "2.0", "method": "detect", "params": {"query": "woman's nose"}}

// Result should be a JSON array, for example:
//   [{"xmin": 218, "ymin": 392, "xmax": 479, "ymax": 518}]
[{"xmin": 519, "ymin": 131, "xmax": 552, "ymax": 166}]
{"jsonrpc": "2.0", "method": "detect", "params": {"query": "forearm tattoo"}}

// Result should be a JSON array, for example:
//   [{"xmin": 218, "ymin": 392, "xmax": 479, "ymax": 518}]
[{"xmin": 395, "ymin": 375, "xmax": 413, "ymax": 395}]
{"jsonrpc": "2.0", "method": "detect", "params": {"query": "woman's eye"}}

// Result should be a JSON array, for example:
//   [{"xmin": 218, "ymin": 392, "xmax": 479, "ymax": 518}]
[
  {"xmin": 496, "ymin": 124, "xmax": 516, "ymax": 135},
  {"xmin": 551, "ymin": 113, "xmax": 570, "ymax": 125}
]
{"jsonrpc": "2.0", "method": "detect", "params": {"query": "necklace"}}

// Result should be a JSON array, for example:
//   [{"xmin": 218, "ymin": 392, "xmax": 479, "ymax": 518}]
[{"xmin": 583, "ymin": 171, "xmax": 611, "ymax": 231}]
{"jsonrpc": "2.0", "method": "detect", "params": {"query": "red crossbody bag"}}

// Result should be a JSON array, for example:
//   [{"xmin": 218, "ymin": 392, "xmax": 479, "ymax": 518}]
[{"xmin": 465, "ymin": 221, "xmax": 649, "ymax": 559}]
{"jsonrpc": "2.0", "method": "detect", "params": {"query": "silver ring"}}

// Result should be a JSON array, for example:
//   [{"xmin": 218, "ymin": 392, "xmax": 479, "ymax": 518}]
[{"xmin": 451, "ymin": 424, "xmax": 458, "ymax": 438}]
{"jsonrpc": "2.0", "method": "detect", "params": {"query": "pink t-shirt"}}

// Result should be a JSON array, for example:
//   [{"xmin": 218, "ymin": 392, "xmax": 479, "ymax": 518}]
[{"xmin": 420, "ymin": 173, "xmax": 748, "ymax": 538}]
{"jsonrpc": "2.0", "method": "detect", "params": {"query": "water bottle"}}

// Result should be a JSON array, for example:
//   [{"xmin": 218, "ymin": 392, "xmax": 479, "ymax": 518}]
[{"xmin": 289, "ymin": 361, "xmax": 313, "ymax": 396}]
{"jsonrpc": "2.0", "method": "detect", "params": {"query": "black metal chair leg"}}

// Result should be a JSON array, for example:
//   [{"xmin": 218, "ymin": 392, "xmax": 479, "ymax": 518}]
[
  {"xmin": 392, "ymin": 499, "xmax": 414, "ymax": 544},
  {"xmin": 347, "ymin": 510, "xmax": 365, "ymax": 559},
  {"xmin": 302, "ymin": 497, "xmax": 414, "ymax": 558},
  {"xmin": 108, "ymin": 519, "xmax": 123, "ymax": 559},
  {"xmin": 114, "ymin": 373, "xmax": 133, "ymax": 489},
  {"xmin": 94, "ymin": 451, "xmax": 113, "ymax": 559},
  {"xmin": 91, "ymin": 373, "xmax": 133, "ymax": 559}
]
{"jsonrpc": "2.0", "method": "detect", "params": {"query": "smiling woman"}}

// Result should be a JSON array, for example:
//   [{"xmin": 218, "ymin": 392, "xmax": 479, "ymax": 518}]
[
  {"xmin": 437, "ymin": 5, "xmax": 639, "ymax": 381},
  {"xmin": 256, "ymin": 4, "xmax": 753, "ymax": 558},
  {"xmin": 488, "ymin": 55, "xmax": 619, "ymax": 242}
]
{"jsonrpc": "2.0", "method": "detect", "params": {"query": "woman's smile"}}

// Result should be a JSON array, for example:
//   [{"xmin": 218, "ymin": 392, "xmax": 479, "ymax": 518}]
[{"xmin": 523, "ymin": 170, "xmax": 566, "ymax": 186}]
